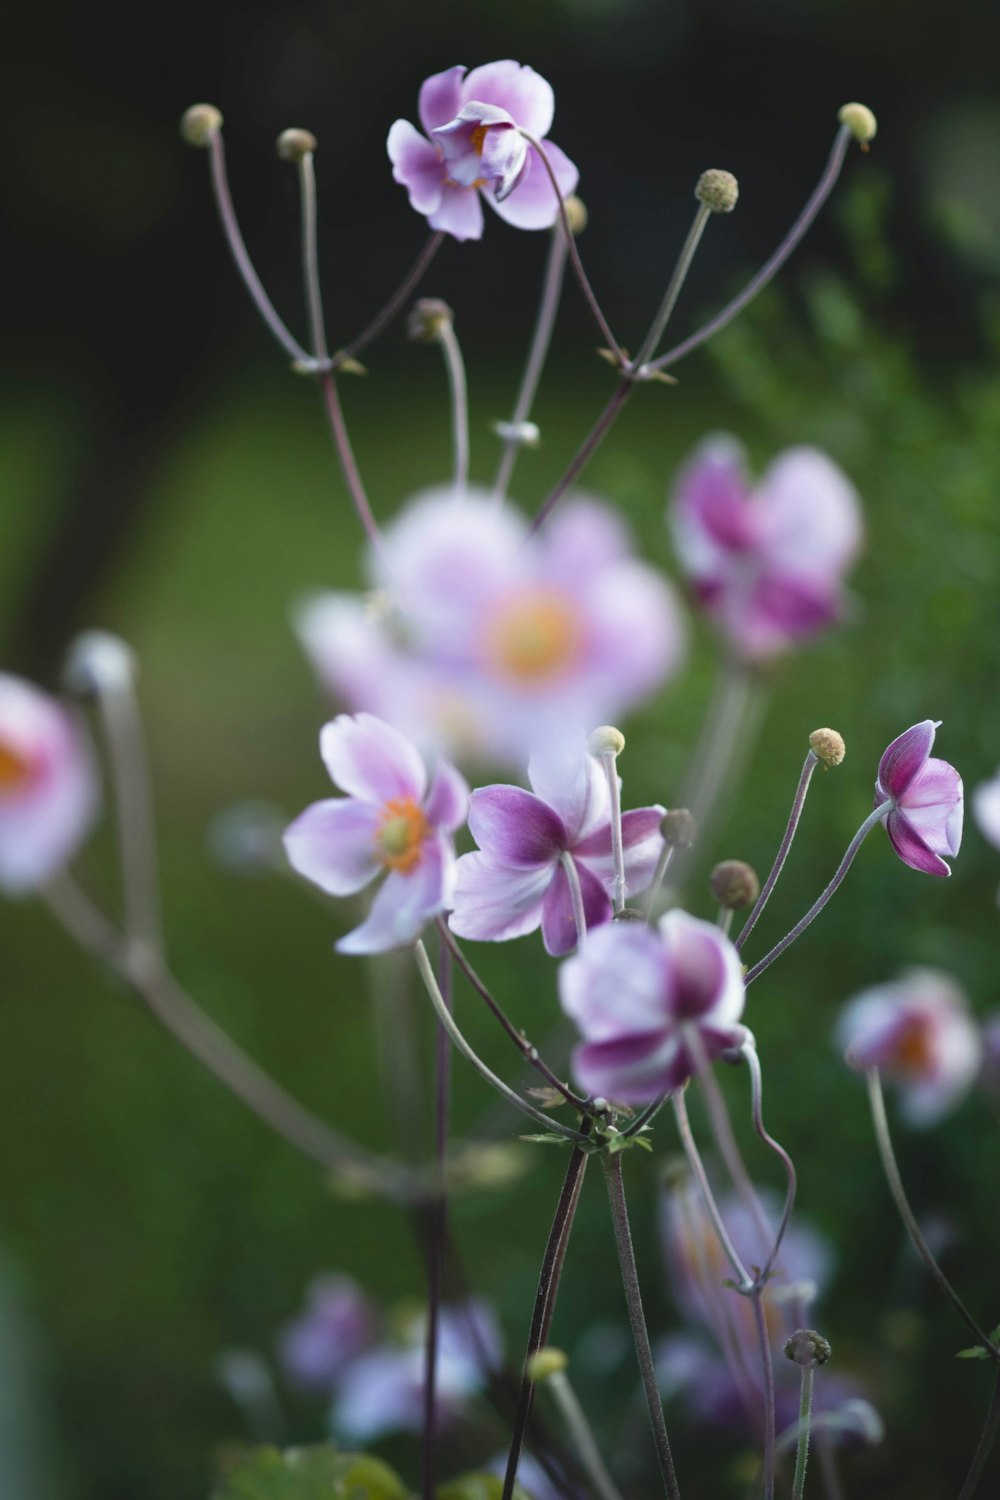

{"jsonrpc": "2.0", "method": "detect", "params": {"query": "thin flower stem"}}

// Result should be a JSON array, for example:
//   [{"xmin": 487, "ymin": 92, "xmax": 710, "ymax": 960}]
[
  {"xmin": 518, "ymin": 130, "xmax": 624, "ymax": 365},
  {"xmin": 632, "ymin": 202, "xmax": 713, "ymax": 371},
  {"xmin": 560, "ymin": 852, "xmax": 589, "ymax": 951},
  {"xmin": 413, "ymin": 941, "xmax": 588, "ymax": 1142},
  {"xmin": 296, "ymin": 152, "xmax": 329, "ymax": 363},
  {"xmin": 791, "ymin": 1364, "xmax": 816, "ymax": 1500},
  {"xmin": 601, "ymin": 1152, "xmax": 683, "ymax": 1500},
  {"xmin": 683, "ymin": 659, "xmax": 758, "ymax": 833},
  {"xmin": 206, "ymin": 132, "xmax": 311, "ymax": 365},
  {"xmin": 529, "ymin": 377, "xmax": 632, "ymax": 536},
  {"xmin": 493, "ymin": 226, "xmax": 569, "ymax": 501},
  {"xmin": 547, "ymin": 1369, "xmax": 626, "ymax": 1500},
  {"xmin": 623, "ymin": 1090, "xmax": 671, "ymax": 1138},
  {"xmin": 865, "ymin": 1068, "xmax": 1000, "ymax": 1360},
  {"xmin": 503, "ymin": 1125, "xmax": 592, "ymax": 1500},
  {"xmin": 338, "ymin": 232, "xmax": 444, "ymax": 364},
  {"xmin": 422, "ymin": 940, "xmax": 452, "ymax": 1500},
  {"xmin": 42, "ymin": 874, "xmax": 417, "ymax": 1200},
  {"xmin": 646, "ymin": 125, "xmax": 853, "ymax": 375},
  {"xmin": 317, "ymin": 371, "xmax": 388, "ymax": 559},
  {"xmin": 598, "ymin": 751, "xmax": 627, "ymax": 913},
  {"xmin": 958, "ymin": 1367, "xmax": 1000, "ymax": 1500},
  {"xmin": 436, "ymin": 319, "xmax": 469, "ymax": 494},
  {"xmin": 742, "ymin": 1041, "xmax": 797, "ymax": 1284},
  {"xmin": 671, "ymin": 1089, "xmax": 752, "ymax": 1289},
  {"xmin": 752, "ymin": 1292, "xmax": 777, "ymax": 1500},
  {"xmin": 437, "ymin": 921, "xmax": 593, "ymax": 1113},
  {"xmin": 744, "ymin": 803, "xmax": 889, "ymax": 985},
  {"xmin": 736, "ymin": 751, "xmax": 819, "ymax": 953},
  {"xmin": 645, "ymin": 845, "xmax": 677, "ymax": 918}
]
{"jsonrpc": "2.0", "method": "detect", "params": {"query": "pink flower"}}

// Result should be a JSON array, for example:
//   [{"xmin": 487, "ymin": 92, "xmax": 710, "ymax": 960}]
[
  {"xmin": 875, "ymin": 720, "xmax": 963, "ymax": 878},
  {"xmin": 669, "ymin": 436, "xmax": 862, "ymax": 661},
  {"xmin": 559, "ymin": 911, "xmax": 747, "ymax": 1103},
  {"xmin": 283, "ymin": 713, "xmax": 468, "ymax": 954},
  {"xmin": 0, "ymin": 673, "xmax": 98, "ymax": 894},
  {"xmin": 277, "ymin": 1275, "xmax": 376, "ymax": 1392},
  {"xmin": 449, "ymin": 733, "xmax": 664, "ymax": 956},
  {"xmin": 387, "ymin": 62, "xmax": 578, "ymax": 241},
  {"xmin": 836, "ymin": 969, "xmax": 981, "ymax": 1125},
  {"xmin": 295, "ymin": 487, "xmax": 686, "ymax": 768}
]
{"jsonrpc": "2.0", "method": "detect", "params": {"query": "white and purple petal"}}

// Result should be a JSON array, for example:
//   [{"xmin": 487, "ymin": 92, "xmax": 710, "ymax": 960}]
[
  {"xmin": 386, "ymin": 120, "xmax": 445, "ymax": 215},
  {"xmin": 559, "ymin": 920, "xmax": 672, "ymax": 1041},
  {"xmin": 460, "ymin": 60, "xmax": 556, "ymax": 139},
  {"xmin": 320, "ymin": 713, "xmax": 427, "ymax": 806},
  {"xmin": 527, "ymin": 733, "xmax": 609, "ymax": 844},
  {"xmin": 540, "ymin": 858, "xmax": 611, "ymax": 956},
  {"xmin": 572, "ymin": 1030, "xmax": 684, "ymax": 1104},
  {"xmin": 337, "ymin": 838, "xmax": 449, "ymax": 954},
  {"xmin": 882, "ymin": 808, "xmax": 952, "ymax": 878},
  {"xmin": 468, "ymin": 784, "xmax": 565, "ymax": 867},
  {"xmin": 661, "ymin": 910, "xmax": 746, "ymax": 1027},
  {"xmin": 428, "ymin": 182, "xmax": 485, "ymax": 241},
  {"xmin": 283, "ymin": 798, "xmax": 381, "ymax": 896},
  {"xmin": 754, "ymin": 447, "xmax": 862, "ymax": 580},
  {"xmin": 449, "ymin": 851, "xmax": 552, "ymax": 943},
  {"xmin": 896, "ymin": 756, "xmax": 963, "ymax": 856},
  {"xmin": 487, "ymin": 142, "xmax": 579, "ymax": 230},
  {"xmin": 573, "ymin": 805, "xmax": 666, "ymax": 893},
  {"xmin": 424, "ymin": 758, "xmax": 470, "ymax": 833},
  {"xmin": 418, "ymin": 65, "xmax": 467, "ymax": 135},
  {"xmin": 876, "ymin": 720, "xmax": 939, "ymax": 802}
]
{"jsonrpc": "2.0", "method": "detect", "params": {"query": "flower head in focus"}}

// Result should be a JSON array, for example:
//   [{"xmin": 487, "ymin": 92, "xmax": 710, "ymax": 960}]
[
  {"xmin": 387, "ymin": 62, "xmax": 578, "ymax": 241},
  {"xmin": 449, "ymin": 731, "xmax": 664, "ymax": 956},
  {"xmin": 283, "ymin": 713, "xmax": 468, "ymax": 954},
  {"xmin": 277, "ymin": 1275, "xmax": 376, "ymax": 1392},
  {"xmin": 295, "ymin": 488, "xmax": 685, "ymax": 768},
  {"xmin": 836, "ymin": 968, "xmax": 981, "ymax": 1125},
  {"xmin": 0, "ymin": 673, "xmax": 98, "ymax": 894},
  {"xmin": 875, "ymin": 720, "xmax": 963, "ymax": 877},
  {"xmin": 559, "ymin": 910, "xmax": 746, "ymax": 1102},
  {"xmin": 669, "ymin": 436, "xmax": 862, "ymax": 661}
]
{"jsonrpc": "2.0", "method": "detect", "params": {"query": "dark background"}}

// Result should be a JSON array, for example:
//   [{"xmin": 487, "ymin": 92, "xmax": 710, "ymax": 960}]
[{"xmin": 3, "ymin": 1, "xmax": 1000, "ymax": 1497}]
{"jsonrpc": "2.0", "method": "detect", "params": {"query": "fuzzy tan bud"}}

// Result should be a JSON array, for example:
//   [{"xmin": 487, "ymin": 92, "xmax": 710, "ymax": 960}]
[
  {"xmin": 695, "ymin": 169, "xmax": 739, "ymax": 214},
  {"xmin": 838, "ymin": 103, "xmax": 877, "ymax": 145},
  {"xmin": 407, "ymin": 298, "xmax": 454, "ymax": 343},
  {"xmin": 563, "ymin": 194, "xmax": 588, "ymax": 235},
  {"xmin": 526, "ymin": 1347, "xmax": 568, "ymax": 1382},
  {"xmin": 588, "ymin": 725, "xmax": 625, "ymax": 757},
  {"xmin": 276, "ymin": 128, "xmax": 318, "ymax": 161},
  {"xmin": 809, "ymin": 727, "xmax": 846, "ymax": 769},
  {"xmin": 660, "ymin": 808, "xmax": 696, "ymax": 849},
  {"xmin": 180, "ymin": 104, "xmax": 223, "ymax": 148},
  {"xmin": 784, "ymin": 1329, "xmax": 832, "ymax": 1368},
  {"xmin": 709, "ymin": 859, "xmax": 760, "ymax": 909}
]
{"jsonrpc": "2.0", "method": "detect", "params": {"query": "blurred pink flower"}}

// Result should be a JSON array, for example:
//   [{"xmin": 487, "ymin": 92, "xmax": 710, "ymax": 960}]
[
  {"xmin": 875, "ymin": 720, "xmax": 963, "ymax": 878},
  {"xmin": 973, "ymin": 767, "xmax": 1000, "ymax": 848},
  {"xmin": 0, "ymin": 673, "xmax": 98, "ymax": 894},
  {"xmin": 387, "ymin": 62, "xmax": 578, "ymax": 241},
  {"xmin": 283, "ymin": 713, "xmax": 468, "ymax": 954},
  {"xmin": 277, "ymin": 1275, "xmax": 376, "ymax": 1392},
  {"xmin": 669, "ymin": 435, "xmax": 862, "ymax": 661}
]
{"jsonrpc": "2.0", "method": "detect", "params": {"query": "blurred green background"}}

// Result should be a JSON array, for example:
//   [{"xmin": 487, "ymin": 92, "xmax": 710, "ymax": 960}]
[{"xmin": 3, "ymin": 0, "xmax": 1000, "ymax": 1496}]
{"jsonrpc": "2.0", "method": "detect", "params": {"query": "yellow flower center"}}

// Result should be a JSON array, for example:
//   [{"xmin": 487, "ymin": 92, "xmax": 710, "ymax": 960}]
[
  {"xmin": 469, "ymin": 124, "xmax": 489, "ymax": 155},
  {"xmin": 375, "ymin": 796, "xmax": 431, "ymax": 874},
  {"xmin": 893, "ymin": 1015, "xmax": 934, "ymax": 1076},
  {"xmin": 0, "ymin": 739, "xmax": 32, "ymax": 799},
  {"xmin": 486, "ymin": 591, "xmax": 582, "ymax": 685}
]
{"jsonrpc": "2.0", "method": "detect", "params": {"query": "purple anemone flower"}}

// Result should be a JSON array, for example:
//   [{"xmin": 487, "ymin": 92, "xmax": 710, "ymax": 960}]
[
  {"xmin": 559, "ymin": 910, "xmax": 746, "ymax": 1102},
  {"xmin": 448, "ymin": 733, "xmax": 665, "ymax": 956},
  {"xmin": 277, "ymin": 1275, "xmax": 376, "ymax": 1393},
  {"xmin": 836, "ymin": 969, "xmax": 981, "ymax": 1125},
  {"xmin": 875, "ymin": 720, "xmax": 963, "ymax": 877},
  {"xmin": 669, "ymin": 436, "xmax": 862, "ymax": 661},
  {"xmin": 387, "ymin": 62, "xmax": 578, "ymax": 241},
  {"xmin": 283, "ymin": 713, "xmax": 468, "ymax": 954},
  {"xmin": 0, "ymin": 673, "xmax": 98, "ymax": 894}
]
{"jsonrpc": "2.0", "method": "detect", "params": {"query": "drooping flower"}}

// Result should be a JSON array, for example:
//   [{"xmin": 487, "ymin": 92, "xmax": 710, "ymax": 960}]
[
  {"xmin": 449, "ymin": 733, "xmax": 664, "ymax": 956},
  {"xmin": 559, "ymin": 910, "xmax": 746, "ymax": 1101},
  {"xmin": 295, "ymin": 488, "xmax": 685, "ymax": 768},
  {"xmin": 668, "ymin": 436, "xmax": 862, "ymax": 660},
  {"xmin": 387, "ymin": 62, "xmax": 578, "ymax": 241},
  {"xmin": 836, "ymin": 968, "xmax": 981, "ymax": 1125},
  {"xmin": 283, "ymin": 713, "xmax": 468, "ymax": 954},
  {"xmin": 875, "ymin": 720, "xmax": 963, "ymax": 877},
  {"xmin": 0, "ymin": 673, "xmax": 98, "ymax": 894},
  {"xmin": 277, "ymin": 1275, "xmax": 377, "ymax": 1392}
]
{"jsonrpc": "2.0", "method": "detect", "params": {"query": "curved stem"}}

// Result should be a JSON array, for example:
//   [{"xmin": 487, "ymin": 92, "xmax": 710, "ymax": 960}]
[
  {"xmin": 547, "ymin": 1370, "xmax": 626, "ymax": 1500},
  {"xmin": 645, "ymin": 844, "xmax": 677, "ymax": 918},
  {"xmin": 736, "ymin": 751, "xmax": 819, "ymax": 953},
  {"xmin": 958, "ymin": 1368, "xmax": 1000, "ymax": 1500},
  {"xmin": 742, "ymin": 1041, "xmax": 797, "ymax": 1284},
  {"xmin": 436, "ymin": 319, "xmax": 469, "ymax": 494},
  {"xmin": 338, "ymin": 232, "xmax": 444, "ymax": 364},
  {"xmin": 631, "ymin": 202, "xmax": 712, "ymax": 371},
  {"xmin": 297, "ymin": 152, "xmax": 329, "ymax": 363},
  {"xmin": 560, "ymin": 852, "xmax": 589, "ymax": 951},
  {"xmin": 317, "ymin": 371, "xmax": 387, "ymax": 559},
  {"xmin": 529, "ymin": 378, "xmax": 632, "ymax": 535},
  {"xmin": 671, "ymin": 1089, "xmax": 752, "ymax": 1289}
]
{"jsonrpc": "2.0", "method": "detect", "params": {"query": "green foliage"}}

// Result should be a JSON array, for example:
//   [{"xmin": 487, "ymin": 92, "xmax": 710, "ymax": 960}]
[{"xmin": 214, "ymin": 1445, "xmax": 410, "ymax": 1500}]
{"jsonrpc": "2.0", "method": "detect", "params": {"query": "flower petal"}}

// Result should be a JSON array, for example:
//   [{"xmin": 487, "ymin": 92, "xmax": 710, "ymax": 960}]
[
  {"xmin": 468, "ymin": 785, "xmax": 565, "ymax": 866},
  {"xmin": 574, "ymin": 806, "xmax": 666, "ymax": 893},
  {"xmin": 883, "ymin": 807, "xmax": 951, "ymax": 878},
  {"xmin": 487, "ymin": 142, "xmax": 579, "ymax": 231},
  {"xmin": 283, "ymin": 798, "xmax": 381, "ymax": 896},
  {"xmin": 661, "ymin": 910, "xmax": 746, "ymax": 1026},
  {"xmin": 337, "ymin": 839, "xmax": 449, "ymax": 954},
  {"xmin": 387, "ymin": 120, "xmax": 444, "ymax": 214},
  {"xmin": 572, "ymin": 1031, "xmax": 683, "ymax": 1105},
  {"xmin": 449, "ymin": 851, "xmax": 551, "ymax": 942},
  {"xmin": 418, "ymin": 65, "xmax": 467, "ymax": 135},
  {"xmin": 897, "ymin": 757, "xmax": 963, "ymax": 856},
  {"xmin": 528, "ymin": 733, "xmax": 608, "ymax": 844},
  {"xmin": 876, "ymin": 720, "xmax": 938, "ymax": 801},
  {"xmin": 755, "ymin": 447, "xmax": 863, "ymax": 578},
  {"xmin": 540, "ymin": 858, "xmax": 611, "ymax": 956},
  {"xmin": 670, "ymin": 435, "xmax": 755, "ymax": 569},
  {"xmin": 424, "ymin": 758, "xmax": 469, "ymax": 833},
  {"xmin": 460, "ymin": 60, "xmax": 555, "ymax": 139},
  {"xmin": 559, "ymin": 920, "xmax": 671, "ymax": 1040},
  {"xmin": 428, "ymin": 182, "xmax": 484, "ymax": 241},
  {"xmin": 974, "ymin": 770, "xmax": 1000, "ymax": 849},
  {"xmin": 320, "ymin": 714, "xmax": 427, "ymax": 806}
]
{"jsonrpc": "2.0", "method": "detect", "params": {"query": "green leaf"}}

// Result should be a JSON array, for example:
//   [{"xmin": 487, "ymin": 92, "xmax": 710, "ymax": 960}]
[
  {"xmin": 518, "ymin": 1132, "xmax": 574, "ymax": 1147},
  {"xmin": 956, "ymin": 1346, "xmax": 991, "ymax": 1360},
  {"xmin": 437, "ymin": 1474, "xmax": 533, "ymax": 1500},
  {"xmin": 213, "ymin": 1444, "xmax": 409, "ymax": 1500}
]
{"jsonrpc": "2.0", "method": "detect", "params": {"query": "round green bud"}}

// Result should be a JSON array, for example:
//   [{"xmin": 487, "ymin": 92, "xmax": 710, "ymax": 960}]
[
  {"xmin": 809, "ymin": 727, "xmax": 846, "ymax": 768},
  {"xmin": 695, "ymin": 169, "xmax": 739, "ymax": 214},
  {"xmin": 526, "ymin": 1347, "xmax": 568, "ymax": 1382},
  {"xmin": 838, "ymin": 103, "xmax": 877, "ymax": 144},
  {"xmin": 406, "ymin": 298, "xmax": 454, "ymax": 343},
  {"xmin": 588, "ymin": 724, "xmax": 625, "ymax": 757},
  {"xmin": 784, "ymin": 1328, "xmax": 832, "ymax": 1368},
  {"xmin": 709, "ymin": 859, "xmax": 760, "ymax": 909},
  {"xmin": 180, "ymin": 103, "xmax": 223, "ymax": 148},
  {"xmin": 277, "ymin": 127, "xmax": 318, "ymax": 161},
  {"xmin": 660, "ymin": 808, "xmax": 696, "ymax": 848}
]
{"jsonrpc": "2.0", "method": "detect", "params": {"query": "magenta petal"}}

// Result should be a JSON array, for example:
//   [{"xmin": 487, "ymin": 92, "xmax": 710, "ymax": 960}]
[
  {"xmin": 449, "ymin": 852, "xmax": 551, "ymax": 942},
  {"xmin": 468, "ymin": 785, "xmax": 565, "ymax": 866},
  {"xmin": 283, "ymin": 799, "xmax": 380, "ymax": 896},
  {"xmin": 897, "ymin": 757, "xmax": 963, "ymax": 856},
  {"xmin": 320, "ymin": 714, "xmax": 427, "ymax": 806},
  {"xmin": 488, "ymin": 142, "xmax": 579, "ymax": 231},
  {"xmin": 541, "ymin": 859, "xmax": 611, "ymax": 956},
  {"xmin": 418, "ymin": 65, "xmax": 467, "ymax": 135},
  {"xmin": 337, "ymin": 840, "xmax": 448, "ymax": 954},
  {"xmin": 428, "ymin": 183, "xmax": 484, "ymax": 241},
  {"xmin": 876, "ymin": 720, "xmax": 938, "ymax": 800},
  {"xmin": 574, "ymin": 806, "xmax": 665, "ymax": 890},
  {"xmin": 572, "ymin": 1031, "xmax": 681, "ymax": 1105},
  {"xmin": 387, "ymin": 120, "xmax": 444, "ymax": 214},
  {"xmin": 672, "ymin": 436, "xmax": 754, "ymax": 557},
  {"xmin": 460, "ymin": 60, "xmax": 555, "ymax": 139},
  {"xmin": 661, "ymin": 910, "xmax": 746, "ymax": 1027},
  {"xmin": 884, "ymin": 809, "xmax": 952, "ymax": 877}
]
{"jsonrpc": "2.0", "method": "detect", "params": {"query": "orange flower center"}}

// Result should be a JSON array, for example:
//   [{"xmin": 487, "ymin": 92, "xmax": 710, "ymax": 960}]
[
  {"xmin": 0, "ymin": 740, "xmax": 32, "ymax": 799},
  {"xmin": 469, "ymin": 124, "xmax": 489, "ymax": 155},
  {"xmin": 893, "ymin": 1015, "xmax": 934, "ymax": 1076},
  {"xmin": 375, "ymin": 796, "xmax": 431, "ymax": 874},
  {"xmin": 487, "ymin": 592, "xmax": 582, "ymax": 684}
]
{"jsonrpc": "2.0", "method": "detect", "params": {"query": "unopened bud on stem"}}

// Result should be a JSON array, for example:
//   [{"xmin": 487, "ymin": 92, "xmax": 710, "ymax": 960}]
[
  {"xmin": 809, "ymin": 727, "xmax": 846, "ymax": 768},
  {"xmin": 710, "ymin": 859, "xmax": 760, "ymax": 909},
  {"xmin": 660, "ymin": 808, "xmax": 696, "ymax": 848},
  {"xmin": 526, "ymin": 1346, "xmax": 568, "ymax": 1382},
  {"xmin": 838, "ymin": 102, "xmax": 877, "ymax": 145},
  {"xmin": 407, "ymin": 298, "xmax": 454, "ymax": 343},
  {"xmin": 695, "ymin": 169, "xmax": 739, "ymax": 214},
  {"xmin": 180, "ymin": 103, "xmax": 223, "ymax": 148},
  {"xmin": 276, "ymin": 128, "xmax": 318, "ymax": 161},
  {"xmin": 588, "ymin": 725, "xmax": 625, "ymax": 757},
  {"xmin": 784, "ymin": 1328, "xmax": 832, "ymax": 1368}
]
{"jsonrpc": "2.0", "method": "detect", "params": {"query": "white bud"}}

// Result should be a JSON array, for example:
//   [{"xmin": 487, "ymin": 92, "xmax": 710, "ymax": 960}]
[
  {"xmin": 838, "ymin": 102, "xmax": 877, "ymax": 144},
  {"xmin": 64, "ymin": 631, "xmax": 136, "ymax": 697},
  {"xmin": 588, "ymin": 725, "xmax": 625, "ymax": 757}
]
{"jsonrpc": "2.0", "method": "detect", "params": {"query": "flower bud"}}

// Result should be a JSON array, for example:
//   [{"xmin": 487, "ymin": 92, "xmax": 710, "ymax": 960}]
[
  {"xmin": 180, "ymin": 103, "xmax": 223, "ymax": 148},
  {"xmin": 838, "ymin": 102, "xmax": 877, "ymax": 145},
  {"xmin": 406, "ymin": 298, "xmax": 454, "ymax": 343},
  {"xmin": 526, "ymin": 1346, "xmax": 568, "ymax": 1382},
  {"xmin": 695, "ymin": 169, "xmax": 739, "ymax": 214},
  {"xmin": 660, "ymin": 808, "xmax": 696, "ymax": 848},
  {"xmin": 784, "ymin": 1328, "xmax": 832, "ymax": 1368},
  {"xmin": 709, "ymin": 859, "xmax": 759, "ymax": 909},
  {"xmin": 563, "ymin": 194, "xmax": 588, "ymax": 235},
  {"xmin": 492, "ymin": 419, "xmax": 541, "ymax": 449},
  {"xmin": 64, "ymin": 630, "xmax": 136, "ymax": 698},
  {"xmin": 276, "ymin": 128, "xmax": 318, "ymax": 161},
  {"xmin": 809, "ymin": 726, "xmax": 846, "ymax": 769},
  {"xmin": 588, "ymin": 725, "xmax": 625, "ymax": 757}
]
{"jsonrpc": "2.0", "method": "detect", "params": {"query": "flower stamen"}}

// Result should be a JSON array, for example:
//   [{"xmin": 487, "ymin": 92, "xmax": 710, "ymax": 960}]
[{"xmin": 375, "ymin": 796, "xmax": 431, "ymax": 873}]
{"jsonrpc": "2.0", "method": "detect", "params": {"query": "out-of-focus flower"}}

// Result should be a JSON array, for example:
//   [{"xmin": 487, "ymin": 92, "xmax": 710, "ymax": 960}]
[
  {"xmin": 295, "ymin": 488, "xmax": 685, "ymax": 768},
  {"xmin": 836, "ymin": 968, "xmax": 981, "ymax": 1125},
  {"xmin": 283, "ymin": 713, "xmax": 468, "ymax": 954},
  {"xmin": 559, "ymin": 910, "xmax": 746, "ymax": 1102},
  {"xmin": 0, "ymin": 673, "xmax": 98, "ymax": 894},
  {"xmin": 387, "ymin": 62, "xmax": 578, "ymax": 241},
  {"xmin": 668, "ymin": 436, "xmax": 862, "ymax": 661},
  {"xmin": 973, "ymin": 768, "xmax": 1000, "ymax": 848},
  {"xmin": 332, "ymin": 1299, "xmax": 501, "ymax": 1442},
  {"xmin": 449, "ymin": 732, "xmax": 664, "ymax": 956},
  {"xmin": 277, "ymin": 1275, "xmax": 376, "ymax": 1392},
  {"xmin": 875, "ymin": 720, "xmax": 963, "ymax": 878},
  {"xmin": 979, "ymin": 1012, "xmax": 1000, "ymax": 1095}
]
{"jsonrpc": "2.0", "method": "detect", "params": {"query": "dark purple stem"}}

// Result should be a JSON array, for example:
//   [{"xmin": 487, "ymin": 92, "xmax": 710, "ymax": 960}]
[
  {"xmin": 317, "ymin": 371, "xmax": 387, "ymax": 558},
  {"xmin": 339, "ymin": 232, "xmax": 445, "ymax": 364},
  {"xmin": 958, "ymin": 1368, "xmax": 1000, "ymax": 1500},
  {"xmin": 736, "ymin": 751, "xmax": 819, "ymax": 953},
  {"xmin": 752, "ymin": 1291, "xmax": 777, "ymax": 1500},
  {"xmin": 529, "ymin": 378, "xmax": 632, "ymax": 535}
]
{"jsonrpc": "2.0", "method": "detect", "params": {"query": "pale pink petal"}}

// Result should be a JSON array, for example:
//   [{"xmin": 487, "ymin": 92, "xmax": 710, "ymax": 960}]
[
  {"xmin": 539, "ymin": 497, "xmax": 631, "ymax": 584},
  {"xmin": 574, "ymin": 807, "xmax": 666, "ymax": 891},
  {"xmin": 320, "ymin": 714, "xmax": 427, "ymax": 806},
  {"xmin": 897, "ymin": 758, "xmax": 963, "ymax": 856},
  {"xmin": 528, "ymin": 734, "xmax": 609, "ymax": 844},
  {"xmin": 424, "ymin": 759, "xmax": 469, "ymax": 833},
  {"xmin": 580, "ymin": 560, "xmax": 688, "ymax": 707},
  {"xmin": 468, "ymin": 785, "xmax": 565, "ymax": 866},
  {"xmin": 449, "ymin": 852, "xmax": 551, "ymax": 942},
  {"xmin": 387, "ymin": 120, "xmax": 445, "ymax": 214},
  {"xmin": 283, "ymin": 798, "xmax": 381, "ymax": 896},
  {"xmin": 559, "ymin": 921, "xmax": 671, "ymax": 1040},
  {"xmin": 876, "ymin": 721, "xmax": 939, "ymax": 801},
  {"xmin": 428, "ymin": 183, "xmax": 484, "ymax": 241},
  {"xmin": 488, "ymin": 143, "xmax": 578, "ymax": 231},
  {"xmin": 460, "ymin": 61, "xmax": 555, "ymax": 139},
  {"xmin": 337, "ymin": 840, "xmax": 448, "ymax": 954},
  {"xmin": 540, "ymin": 859, "xmax": 611, "ymax": 956},
  {"xmin": 755, "ymin": 447, "xmax": 862, "ymax": 579},
  {"xmin": 418, "ymin": 65, "xmax": 467, "ymax": 135},
  {"xmin": 883, "ymin": 808, "xmax": 951, "ymax": 878}
]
